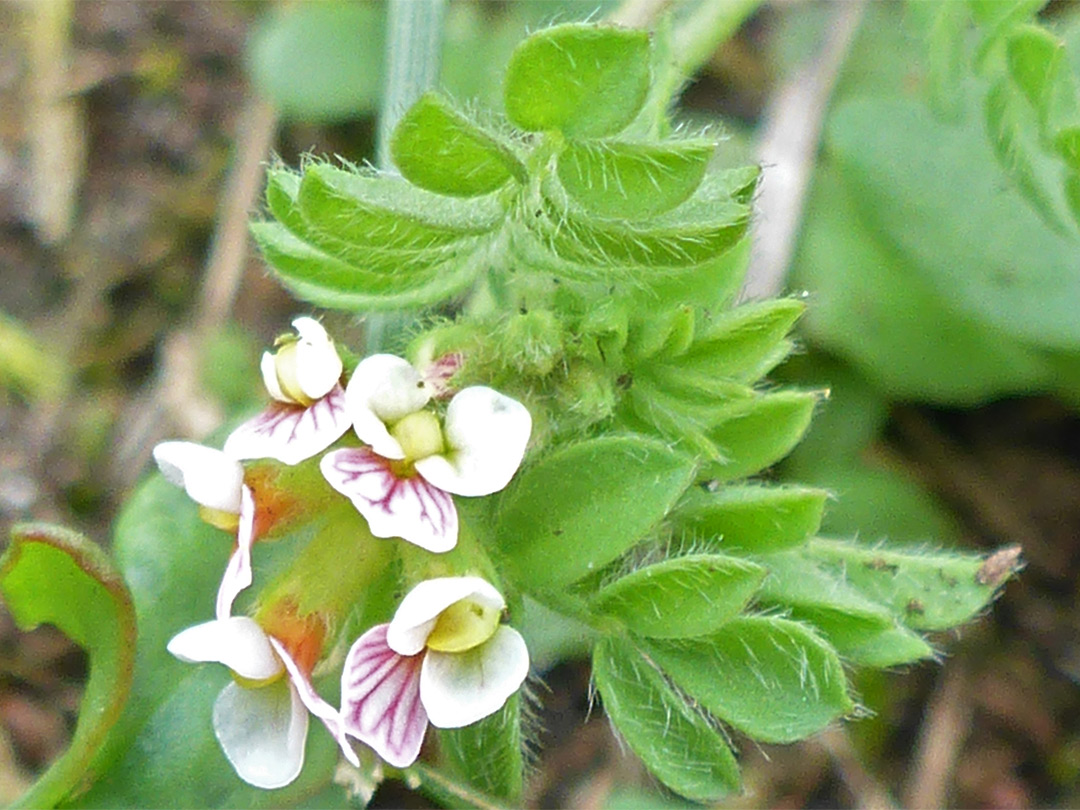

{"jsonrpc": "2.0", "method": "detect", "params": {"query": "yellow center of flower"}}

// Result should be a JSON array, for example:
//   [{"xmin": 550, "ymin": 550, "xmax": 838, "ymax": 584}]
[
  {"xmin": 425, "ymin": 598, "xmax": 501, "ymax": 653},
  {"xmin": 272, "ymin": 341, "xmax": 315, "ymax": 407},
  {"xmin": 390, "ymin": 410, "xmax": 444, "ymax": 462},
  {"xmin": 198, "ymin": 505, "xmax": 240, "ymax": 532}
]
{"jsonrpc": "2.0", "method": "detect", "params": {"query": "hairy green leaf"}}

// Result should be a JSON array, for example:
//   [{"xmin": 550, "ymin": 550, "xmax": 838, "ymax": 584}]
[
  {"xmin": 806, "ymin": 538, "xmax": 1020, "ymax": 631},
  {"xmin": 590, "ymin": 554, "xmax": 765, "ymax": 638},
  {"xmin": 701, "ymin": 390, "xmax": 819, "ymax": 481},
  {"xmin": 538, "ymin": 179, "xmax": 751, "ymax": 268},
  {"xmin": 1, "ymin": 525, "xmax": 135, "ymax": 809},
  {"xmin": 756, "ymin": 550, "xmax": 897, "ymax": 650},
  {"xmin": 646, "ymin": 617, "xmax": 852, "ymax": 743},
  {"xmin": 557, "ymin": 139, "xmax": 714, "ymax": 220},
  {"xmin": 840, "ymin": 625, "xmax": 934, "ymax": 668},
  {"xmin": 439, "ymin": 695, "xmax": 524, "ymax": 802},
  {"xmin": 298, "ymin": 164, "xmax": 504, "ymax": 250},
  {"xmin": 252, "ymin": 222, "xmax": 478, "ymax": 311},
  {"xmin": 391, "ymin": 92, "xmax": 526, "ymax": 196},
  {"xmin": 593, "ymin": 637, "xmax": 741, "ymax": 801},
  {"xmin": 496, "ymin": 436, "xmax": 696, "ymax": 591},
  {"xmin": 671, "ymin": 484, "xmax": 827, "ymax": 555},
  {"xmin": 671, "ymin": 298, "xmax": 804, "ymax": 382},
  {"xmin": 503, "ymin": 24, "xmax": 651, "ymax": 137}
]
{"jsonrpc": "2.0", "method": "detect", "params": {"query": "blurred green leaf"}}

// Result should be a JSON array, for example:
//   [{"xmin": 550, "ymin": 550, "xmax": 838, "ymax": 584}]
[
  {"xmin": 646, "ymin": 617, "xmax": 852, "ymax": 743},
  {"xmin": 829, "ymin": 96, "xmax": 1080, "ymax": 350},
  {"xmin": 496, "ymin": 436, "xmax": 696, "ymax": 591},
  {"xmin": 503, "ymin": 24, "xmax": 651, "ymax": 137},
  {"xmin": 1007, "ymin": 24, "xmax": 1064, "ymax": 111},
  {"xmin": 792, "ymin": 164, "xmax": 1050, "ymax": 403},
  {"xmin": 247, "ymin": 2, "xmax": 384, "ymax": 122},
  {"xmin": 556, "ymin": 139, "xmax": 714, "ymax": 220},
  {"xmin": 590, "ymin": 554, "xmax": 765, "ymax": 638},
  {"xmin": 671, "ymin": 484, "xmax": 827, "ymax": 555},
  {"xmin": 1, "ymin": 525, "xmax": 135, "ymax": 809},
  {"xmin": 391, "ymin": 92, "xmax": 525, "ymax": 197},
  {"xmin": 593, "ymin": 637, "xmax": 741, "ymax": 802}
]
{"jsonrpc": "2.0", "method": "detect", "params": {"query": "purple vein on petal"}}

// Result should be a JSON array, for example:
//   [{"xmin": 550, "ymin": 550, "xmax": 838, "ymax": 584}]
[
  {"xmin": 341, "ymin": 624, "xmax": 428, "ymax": 768},
  {"xmin": 320, "ymin": 447, "xmax": 458, "ymax": 552},
  {"xmin": 225, "ymin": 384, "xmax": 351, "ymax": 465}
]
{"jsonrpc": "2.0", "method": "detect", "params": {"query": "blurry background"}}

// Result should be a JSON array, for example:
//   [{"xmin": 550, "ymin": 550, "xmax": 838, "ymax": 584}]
[{"xmin": 1, "ymin": 1, "xmax": 1080, "ymax": 807}]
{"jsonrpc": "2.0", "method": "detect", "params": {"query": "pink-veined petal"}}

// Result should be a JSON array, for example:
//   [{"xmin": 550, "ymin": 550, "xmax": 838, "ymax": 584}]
[
  {"xmin": 260, "ymin": 351, "xmax": 290, "ymax": 403},
  {"xmin": 340, "ymin": 624, "xmax": 427, "ymax": 769},
  {"xmin": 152, "ymin": 441, "xmax": 244, "ymax": 513},
  {"xmin": 292, "ymin": 317, "xmax": 343, "ymax": 401},
  {"xmin": 224, "ymin": 384, "xmax": 351, "ymax": 466},
  {"xmin": 421, "ymin": 625, "xmax": 530, "ymax": 729},
  {"xmin": 386, "ymin": 577, "xmax": 506, "ymax": 657},
  {"xmin": 269, "ymin": 637, "xmax": 359, "ymax": 768},
  {"xmin": 413, "ymin": 387, "xmax": 531, "ymax": 497},
  {"xmin": 167, "ymin": 616, "xmax": 282, "ymax": 681},
  {"xmin": 213, "ymin": 678, "xmax": 307, "ymax": 789},
  {"xmin": 421, "ymin": 352, "xmax": 463, "ymax": 400},
  {"xmin": 344, "ymin": 354, "xmax": 431, "ymax": 460},
  {"xmin": 320, "ymin": 448, "xmax": 458, "ymax": 553},
  {"xmin": 215, "ymin": 486, "xmax": 256, "ymax": 621}
]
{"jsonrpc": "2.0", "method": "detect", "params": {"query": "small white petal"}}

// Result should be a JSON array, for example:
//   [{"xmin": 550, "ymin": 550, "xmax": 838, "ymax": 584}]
[
  {"xmin": 292, "ymin": 317, "xmax": 343, "ymax": 400},
  {"xmin": 215, "ymin": 486, "xmax": 256, "ymax": 621},
  {"xmin": 413, "ymin": 387, "xmax": 531, "ymax": 497},
  {"xmin": 269, "ymin": 637, "xmax": 359, "ymax": 768},
  {"xmin": 213, "ymin": 678, "xmax": 307, "ymax": 790},
  {"xmin": 260, "ymin": 351, "xmax": 290, "ymax": 403},
  {"xmin": 320, "ymin": 448, "xmax": 458, "ymax": 554},
  {"xmin": 340, "ymin": 624, "xmax": 428, "ymax": 768},
  {"xmin": 344, "ymin": 354, "xmax": 431, "ymax": 460},
  {"xmin": 224, "ymin": 384, "xmax": 351, "ymax": 466},
  {"xmin": 421, "ymin": 626, "xmax": 529, "ymax": 729},
  {"xmin": 387, "ymin": 577, "xmax": 505, "ymax": 657},
  {"xmin": 167, "ymin": 617, "xmax": 283, "ymax": 681},
  {"xmin": 152, "ymin": 442, "xmax": 244, "ymax": 513}
]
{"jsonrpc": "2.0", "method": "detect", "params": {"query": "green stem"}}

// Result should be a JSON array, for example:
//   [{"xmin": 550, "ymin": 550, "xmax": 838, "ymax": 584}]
[
  {"xmin": 376, "ymin": 0, "xmax": 447, "ymax": 172},
  {"xmin": 366, "ymin": 0, "xmax": 446, "ymax": 353}
]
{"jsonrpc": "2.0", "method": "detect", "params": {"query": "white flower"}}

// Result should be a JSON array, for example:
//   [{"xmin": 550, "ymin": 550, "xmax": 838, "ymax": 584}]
[
  {"xmin": 338, "ymin": 576, "xmax": 529, "ymax": 768},
  {"xmin": 224, "ymin": 317, "xmax": 351, "ymax": 466},
  {"xmin": 152, "ymin": 441, "xmax": 255, "ymax": 618},
  {"xmin": 320, "ymin": 355, "xmax": 531, "ymax": 553},
  {"xmin": 167, "ymin": 613, "xmax": 358, "ymax": 789}
]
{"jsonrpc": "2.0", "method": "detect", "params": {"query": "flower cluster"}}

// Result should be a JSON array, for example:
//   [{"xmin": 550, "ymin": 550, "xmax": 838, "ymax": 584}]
[{"xmin": 155, "ymin": 317, "xmax": 532, "ymax": 789}]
